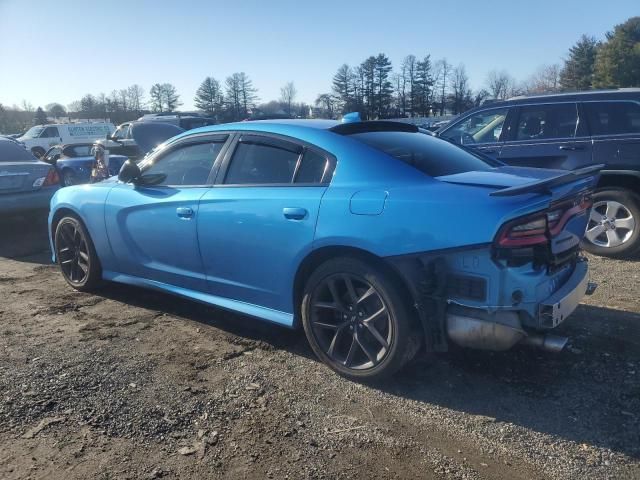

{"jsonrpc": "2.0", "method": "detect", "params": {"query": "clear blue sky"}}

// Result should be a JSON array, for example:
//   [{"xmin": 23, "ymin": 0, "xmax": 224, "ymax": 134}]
[{"xmin": 0, "ymin": 0, "xmax": 637, "ymax": 111}]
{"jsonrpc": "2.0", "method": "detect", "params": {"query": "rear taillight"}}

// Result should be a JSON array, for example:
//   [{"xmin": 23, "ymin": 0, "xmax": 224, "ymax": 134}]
[
  {"xmin": 42, "ymin": 168, "xmax": 60, "ymax": 187},
  {"xmin": 496, "ymin": 213, "xmax": 548, "ymax": 247},
  {"xmin": 496, "ymin": 194, "xmax": 592, "ymax": 248}
]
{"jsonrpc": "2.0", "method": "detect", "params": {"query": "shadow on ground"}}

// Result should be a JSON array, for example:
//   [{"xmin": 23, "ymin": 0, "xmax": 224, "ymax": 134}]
[{"xmin": 91, "ymin": 279, "xmax": 640, "ymax": 460}]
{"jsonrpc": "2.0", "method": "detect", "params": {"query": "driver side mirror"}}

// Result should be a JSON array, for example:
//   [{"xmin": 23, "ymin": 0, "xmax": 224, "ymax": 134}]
[{"xmin": 118, "ymin": 159, "xmax": 141, "ymax": 183}]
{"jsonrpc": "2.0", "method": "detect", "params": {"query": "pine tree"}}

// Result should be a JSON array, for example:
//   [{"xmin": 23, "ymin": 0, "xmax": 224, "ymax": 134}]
[
  {"xmin": 560, "ymin": 35, "xmax": 599, "ymax": 90},
  {"xmin": 374, "ymin": 53, "xmax": 393, "ymax": 118},
  {"xmin": 34, "ymin": 107, "xmax": 47, "ymax": 125},
  {"xmin": 413, "ymin": 55, "xmax": 433, "ymax": 117},
  {"xmin": 593, "ymin": 16, "xmax": 640, "ymax": 88},
  {"xmin": 194, "ymin": 77, "xmax": 223, "ymax": 118},
  {"xmin": 161, "ymin": 83, "xmax": 181, "ymax": 112},
  {"xmin": 149, "ymin": 84, "xmax": 164, "ymax": 112}
]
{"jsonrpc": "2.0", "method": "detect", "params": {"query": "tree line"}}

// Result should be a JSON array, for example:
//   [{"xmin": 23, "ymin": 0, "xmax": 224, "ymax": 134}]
[{"xmin": 1, "ymin": 16, "xmax": 638, "ymax": 134}]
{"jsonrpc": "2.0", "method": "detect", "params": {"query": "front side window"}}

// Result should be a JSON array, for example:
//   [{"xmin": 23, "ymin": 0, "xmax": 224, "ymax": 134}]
[
  {"xmin": 224, "ymin": 138, "xmax": 301, "ymax": 185},
  {"xmin": 142, "ymin": 142, "xmax": 223, "ymax": 186},
  {"xmin": 515, "ymin": 103, "xmax": 578, "ymax": 141},
  {"xmin": 440, "ymin": 108, "xmax": 508, "ymax": 145},
  {"xmin": 44, "ymin": 147, "xmax": 62, "ymax": 162},
  {"xmin": 347, "ymin": 131, "xmax": 493, "ymax": 177},
  {"xmin": 113, "ymin": 124, "xmax": 130, "ymax": 140},
  {"xmin": 584, "ymin": 101, "xmax": 640, "ymax": 136},
  {"xmin": 41, "ymin": 126, "xmax": 60, "ymax": 138}
]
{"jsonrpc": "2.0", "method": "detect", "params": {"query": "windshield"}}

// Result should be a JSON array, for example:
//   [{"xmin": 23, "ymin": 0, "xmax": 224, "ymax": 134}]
[
  {"xmin": 346, "ymin": 130, "xmax": 495, "ymax": 177},
  {"xmin": 21, "ymin": 126, "xmax": 46, "ymax": 139}
]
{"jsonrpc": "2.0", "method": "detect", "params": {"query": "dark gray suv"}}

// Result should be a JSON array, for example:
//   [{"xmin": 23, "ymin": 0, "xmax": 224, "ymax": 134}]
[{"xmin": 437, "ymin": 89, "xmax": 640, "ymax": 258}]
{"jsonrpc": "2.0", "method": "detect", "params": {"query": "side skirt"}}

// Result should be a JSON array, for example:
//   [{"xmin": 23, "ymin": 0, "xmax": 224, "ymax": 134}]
[{"xmin": 102, "ymin": 270, "xmax": 295, "ymax": 328}]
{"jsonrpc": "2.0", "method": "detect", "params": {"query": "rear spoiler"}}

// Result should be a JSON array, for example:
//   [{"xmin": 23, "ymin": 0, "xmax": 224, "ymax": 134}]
[{"xmin": 489, "ymin": 164, "xmax": 604, "ymax": 197}]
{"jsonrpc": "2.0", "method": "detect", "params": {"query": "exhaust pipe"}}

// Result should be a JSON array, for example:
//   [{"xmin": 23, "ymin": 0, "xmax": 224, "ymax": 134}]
[
  {"xmin": 446, "ymin": 307, "xmax": 569, "ymax": 353},
  {"xmin": 520, "ymin": 333, "xmax": 568, "ymax": 352}
]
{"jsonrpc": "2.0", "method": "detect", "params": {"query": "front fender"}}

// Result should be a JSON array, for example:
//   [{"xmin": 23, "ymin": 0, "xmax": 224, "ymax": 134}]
[{"xmin": 48, "ymin": 184, "xmax": 115, "ymax": 270}]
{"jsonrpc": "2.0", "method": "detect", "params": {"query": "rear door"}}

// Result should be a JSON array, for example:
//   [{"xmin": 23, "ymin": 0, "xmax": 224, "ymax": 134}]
[
  {"xmin": 583, "ymin": 100, "xmax": 640, "ymax": 170},
  {"xmin": 197, "ymin": 133, "xmax": 333, "ymax": 317},
  {"xmin": 438, "ymin": 106, "xmax": 511, "ymax": 160},
  {"xmin": 499, "ymin": 102, "xmax": 592, "ymax": 170},
  {"xmin": 104, "ymin": 135, "xmax": 228, "ymax": 291}
]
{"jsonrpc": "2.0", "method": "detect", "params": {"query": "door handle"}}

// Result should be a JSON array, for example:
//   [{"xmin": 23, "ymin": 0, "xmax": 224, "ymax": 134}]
[
  {"xmin": 559, "ymin": 145, "xmax": 585, "ymax": 151},
  {"xmin": 176, "ymin": 207, "xmax": 194, "ymax": 219},
  {"xmin": 480, "ymin": 148, "xmax": 497, "ymax": 154},
  {"xmin": 283, "ymin": 207, "xmax": 307, "ymax": 220}
]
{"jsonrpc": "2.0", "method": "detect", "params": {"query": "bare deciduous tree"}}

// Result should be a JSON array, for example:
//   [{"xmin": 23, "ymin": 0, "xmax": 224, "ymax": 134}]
[{"xmin": 280, "ymin": 82, "xmax": 297, "ymax": 115}]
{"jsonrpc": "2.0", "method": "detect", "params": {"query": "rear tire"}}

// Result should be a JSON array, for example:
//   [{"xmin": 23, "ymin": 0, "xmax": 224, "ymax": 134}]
[
  {"xmin": 301, "ymin": 257, "xmax": 419, "ymax": 381},
  {"xmin": 54, "ymin": 215, "xmax": 102, "ymax": 291},
  {"xmin": 582, "ymin": 188, "xmax": 640, "ymax": 259}
]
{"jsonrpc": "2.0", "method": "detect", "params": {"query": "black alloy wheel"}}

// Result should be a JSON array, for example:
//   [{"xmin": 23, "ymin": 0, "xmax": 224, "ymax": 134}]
[
  {"xmin": 302, "ymin": 257, "xmax": 418, "ymax": 380},
  {"xmin": 54, "ymin": 216, "xmax": 101, "ymax": 290}
]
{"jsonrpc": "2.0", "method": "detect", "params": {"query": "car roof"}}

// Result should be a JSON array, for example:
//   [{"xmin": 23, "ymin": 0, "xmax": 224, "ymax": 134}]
[{"xmin": 469, "ymin": 88, "xmax": 640, "ymax": 113}]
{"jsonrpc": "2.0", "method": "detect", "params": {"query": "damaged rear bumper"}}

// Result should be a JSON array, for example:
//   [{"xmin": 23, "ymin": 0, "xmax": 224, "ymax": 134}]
[{"xmin": 447, "ymin": 258, "xmax": 594, "ymax": 351}]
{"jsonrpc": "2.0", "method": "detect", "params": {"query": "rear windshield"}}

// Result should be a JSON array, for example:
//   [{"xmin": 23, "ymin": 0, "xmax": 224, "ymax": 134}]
[
  {"xmin": 0, "ymin": 140, "xmax": 37, "ymax": 162},
  {"xmin": 347, "ymin": 131, "xmax": 494, "ymax": 177}
]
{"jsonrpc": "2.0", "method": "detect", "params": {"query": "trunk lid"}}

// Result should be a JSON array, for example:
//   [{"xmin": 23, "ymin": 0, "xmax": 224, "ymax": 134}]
[
  {"xmin": 0, "ymin": 161, "xmax": 54, "ymax": 194},
  {"xmin": 438, "ymin": 165, "xmax": 602, "ymax": 259}
]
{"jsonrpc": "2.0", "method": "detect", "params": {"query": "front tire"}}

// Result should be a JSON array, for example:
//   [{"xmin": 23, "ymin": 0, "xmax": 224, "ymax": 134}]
[
  {"xmin": 31, "ymin": 147, "xmax": 45, "ymax": 158},
  {"xmin": 54, "ymin": 216, "xmax": 102, "ymax": 290},
  {"xmin": 582, "ymin": 188, "xmax": 640, "ymax": 259},
  {"xmin": 301, "ymin": 257, "xmax": 418, "ymax": 380}
]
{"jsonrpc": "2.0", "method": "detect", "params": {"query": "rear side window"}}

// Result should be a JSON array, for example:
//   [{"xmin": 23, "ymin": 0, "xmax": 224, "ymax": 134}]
[
  {"xmin": 0, "ymin": 140, "xmax": 37, "ymax": 162},
  {"xmin": 347, "ymin": 131, "xmax": 493, "ymax": 177},
  {"xmin": 584, "ymin": 101, "xmax": 640, "ymax": 135},
  {"xmin": 41, "ymin": 126, "xmax": 60, "ymax": 138},
  {"xmin": 515, "ymin": 103, "xmax": 578, "ymax": 140},
  {"xmin": 225, "ymin": 138, "xmax": 301, "ymax": 185},
  {"xmin": 294, "ymin": 149, "xmax": 330, "ymax": 183}
]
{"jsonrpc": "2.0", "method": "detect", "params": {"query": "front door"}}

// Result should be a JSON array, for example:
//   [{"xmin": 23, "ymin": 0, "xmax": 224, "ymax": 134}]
[
  {"xmin": 438, "ymin": 106, "xmax": 511, "ymax": 161},
  {"xmin": 499, "ymin": 103, "xmax": 592, "ymax": 170},
  {"xmin": 104, "ymin": 138, "xmax": 227, "ymax": 291},
  {"xmin": 197, "ymin": 134, "xmax": 333, "ymax": 316}
]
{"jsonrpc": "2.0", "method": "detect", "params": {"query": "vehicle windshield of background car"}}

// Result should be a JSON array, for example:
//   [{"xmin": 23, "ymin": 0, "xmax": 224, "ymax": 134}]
[
  {"xmin": 440, "ymin": 108, "xmax": 508, "ymax": 145},
  {"xmin": 20, "ymin": 126, "xmax": 46, "ymax": 139},
  {"xmin": 347, "ymin": 130, "xmax": 494, "ymax": 177}
]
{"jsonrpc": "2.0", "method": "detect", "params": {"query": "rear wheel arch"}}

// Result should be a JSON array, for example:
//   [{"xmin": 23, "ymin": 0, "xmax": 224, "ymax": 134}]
[
  {"xmin": 292, "ymin": 245, "xmax": 418, "ymax": 330},
  {"xmin": 597, "ymin": 172, "xmax": 640, "ymax": 197}
]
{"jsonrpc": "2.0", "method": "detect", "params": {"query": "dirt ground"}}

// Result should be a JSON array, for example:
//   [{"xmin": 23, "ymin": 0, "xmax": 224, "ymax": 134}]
[{"xmin": 0, "ymin": 213, "xmax": 639, "ymax": 479}]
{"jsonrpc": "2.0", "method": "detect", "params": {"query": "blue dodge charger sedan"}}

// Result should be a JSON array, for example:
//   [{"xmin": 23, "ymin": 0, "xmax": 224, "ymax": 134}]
[{"xmin": 48, "ymin": 119, "xmax": 599, "ymax": 379}]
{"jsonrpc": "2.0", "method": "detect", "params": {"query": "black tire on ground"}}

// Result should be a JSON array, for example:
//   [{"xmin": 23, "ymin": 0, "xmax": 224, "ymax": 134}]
[
  {"xmin": 301, "ymin": 256, "xmax": 419, "ymax": 381},
  {"xmin": 62, "ymin": 169, "xmax": 77, "ymax": 187},
  {"xmin": 54, "ymin": 215, "xmax": 102, "ymax": 291},
  {"xmin": 581, "ymin": 188, "xmax": 640, "ymax": 259},
  {"xmin": 31, "ymin": 147, "xmax": 45, "ymax": 158}
]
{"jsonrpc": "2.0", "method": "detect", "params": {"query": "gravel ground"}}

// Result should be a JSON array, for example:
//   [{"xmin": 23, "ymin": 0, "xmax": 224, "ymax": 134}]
[{"xmin": 0, "ymin": 213, "xmax": 639, "ymax": 479}]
